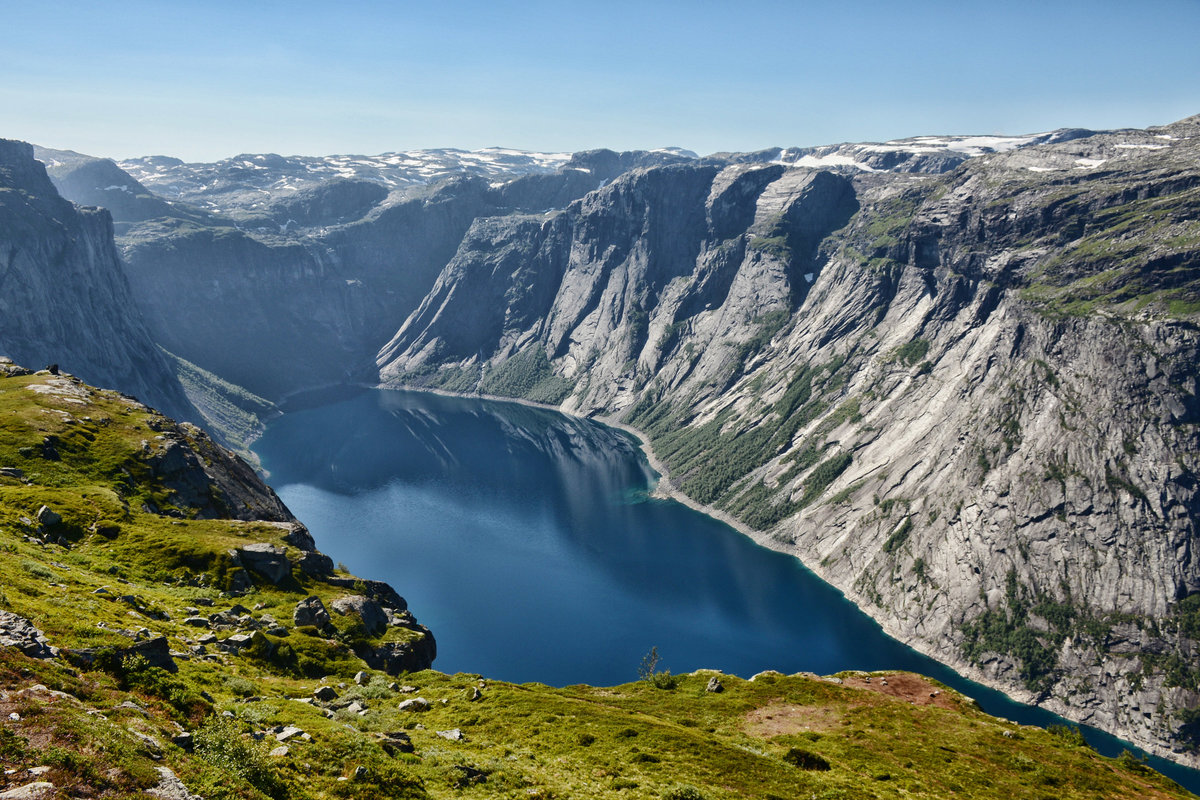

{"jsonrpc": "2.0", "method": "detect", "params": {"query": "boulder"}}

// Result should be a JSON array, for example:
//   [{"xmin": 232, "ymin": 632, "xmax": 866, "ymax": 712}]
[
  {"xmin": 236, "ymin": 543, "xmax": 291, "ymax": 584},
  {"xmin": 331, "ymin": 595, "xmax": 387, "ymax": 636},
  {"xmin": 705, "ymin": 676, "xmax": 724, "ymax": 693},
  {"xmin": 354, "ymin": 670, "xmax": 369, "ymax": 686},
  {"xmin": 35, "ymin": 505, "xmax": 61, "ymax": 528},
  {"xmin": 313, "ymin": 686, "xmax": 338, "ymax": 702},
  {"xmin": 0, "ymin": 782, "xmax": 56, "ymax": 799},
  {"xmin": 0, "ymin": 610, "xmax": 58, "ymax": 659},
  {"xmin": 297, "ymin": 551, "xmax": 334, "ymax": 576},
  {"xmin": 293, "ymin": 596, "xmax": 331, "ymax": 629},
  {"xmin": 360, "ymin": 633, "xmax": 437, "ymax": 675},
  {"xmin": 397, "ymin": 697, "xmax": 430, "ymax": 712},
  {"xmin": 376, "ymin": 730, "xmax": 414, "ymax": 755}
]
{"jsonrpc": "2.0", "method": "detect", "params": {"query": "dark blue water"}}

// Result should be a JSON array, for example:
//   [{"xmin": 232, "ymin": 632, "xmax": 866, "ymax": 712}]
[{"xmin": 254, "ymin": 387, "xmax": 1200, "ymax": 794}]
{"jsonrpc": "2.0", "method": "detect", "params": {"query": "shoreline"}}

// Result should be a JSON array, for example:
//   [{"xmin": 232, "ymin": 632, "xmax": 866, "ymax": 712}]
[{"xmin": 250, "ymin": 381, "xmax": 1200, "ymax": 778}]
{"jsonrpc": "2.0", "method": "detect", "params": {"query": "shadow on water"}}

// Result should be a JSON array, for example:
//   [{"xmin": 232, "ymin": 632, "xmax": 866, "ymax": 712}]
[{"xmin": 254, "ymin": 388, "xmax": 1200, "ymax": 794}]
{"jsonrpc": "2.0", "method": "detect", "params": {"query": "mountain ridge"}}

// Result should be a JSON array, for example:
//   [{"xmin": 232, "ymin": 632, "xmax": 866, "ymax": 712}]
[{"xmin": 12, "ymin": 113, "xmax": 1200, "ymax": 768}]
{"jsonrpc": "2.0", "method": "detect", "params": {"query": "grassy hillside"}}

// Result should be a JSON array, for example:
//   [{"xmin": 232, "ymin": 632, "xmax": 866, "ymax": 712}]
[{"xmin": 0, "ymin": 363, "xmax": 1192, "ymax": 799}]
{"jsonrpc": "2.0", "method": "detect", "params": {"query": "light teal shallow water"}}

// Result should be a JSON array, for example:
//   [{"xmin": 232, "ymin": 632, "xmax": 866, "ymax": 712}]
[{"xmin": 253, "ymin": 387, "xmax": 1200, "ymax": 793}]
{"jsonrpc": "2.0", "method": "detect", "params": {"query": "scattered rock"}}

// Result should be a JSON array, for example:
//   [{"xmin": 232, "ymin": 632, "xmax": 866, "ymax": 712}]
[
  {"xmin": 146, "ymin": 766, "xmax": 203, "ymax": 800},
  {"xmin": 236, "ymin": 543, "xmax": 291, "ymax": 584},
  {"xmin": 468, "ymin": 686, "xmax": 482, "ymax": 702},
  {"xmin": 354, "ymin": 670, "xmax": 369, "ymax": 686},
  {"xmin": 270, "ymin": 745, "xmax": 289, "ymax": 757},
  {"xmin": 35, "ymin": 506, "xmax": 62, "ymax": 528},
  {"xmin": 346, "ymin": 701, "xmax": 367, "ymax": 715},
  {"xmin": 182, "ymin": 617, "xmax": 210, "ymax": 628},
  {"xmin": 0, "ymin": 467, "xmax": 25, "ymax": 479},
  {"xmin": 331, "ymin": 595, "xmax": 387, "ymax": 636},
  {"xmin": 224, "ymin": 633, "xmax": 254, "ymax": 649},
  {"xmin": 0, "ymin": 610, "xmax": 58, "ymax": 659},
  {"xmin": 0, "ymin": 782, "xmax": 56, "ymax": 799},
  {"xmin": 397, "ymin": 685, "xmax": 417, "ymax": 693},
  {"xmin": 436, "ymin": 728, "xmax": 465, "ymax": 741},
  {"xmin": 360, "ymin": 633, "xmax": 437, "ymax": 675},
  {"xmin": 376, "ymin": 730, "xmax": 414, "ymax": 755},
  {"xmin": 297, "ymin": 551, "xmax": 335, "ymax": 577},
  {"xmin": 398, "ymin": 697, "xmax": 430, "ymax": 712},
  {"xmin": 293, "ymin": 596, "xmax": 331, "ymax": 629},
  {"xmin": 276, "ymin": 726, "xmax": 304, "ymax": 742},
  {"xmin": 69, "ymin": 635, "xmax": 176, "ymax": 672},
  {"xmin": 352, "ymin": 766, "xmax": 368, "ymax": 781},
  {"xmin": 705, "ymin": 677, "xmax": 724, "ymax": 693},
  {"xmin": 313, "ymin": 686, "xmax": 338, "ymax": 702},
  {"xmin": 172, "ymin": 732, "xmax": 194, "ymax": 752}
]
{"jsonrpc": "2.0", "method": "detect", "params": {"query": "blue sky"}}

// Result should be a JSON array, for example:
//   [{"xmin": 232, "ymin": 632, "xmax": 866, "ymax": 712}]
[{"xmin": 3, "ymin": 0, "xmax": 1199, "ymax": 161}]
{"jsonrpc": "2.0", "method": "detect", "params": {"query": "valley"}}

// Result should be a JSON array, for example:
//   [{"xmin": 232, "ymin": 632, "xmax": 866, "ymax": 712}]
[{"xmin": 2, "ymin": 111, "xmax": 1199, "ymax": 796}]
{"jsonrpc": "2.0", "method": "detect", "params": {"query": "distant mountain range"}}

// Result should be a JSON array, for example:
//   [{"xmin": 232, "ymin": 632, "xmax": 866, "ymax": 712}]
[{"xmin": 3, "ymin": 114, "xmax": 1199, "ymax": 768}]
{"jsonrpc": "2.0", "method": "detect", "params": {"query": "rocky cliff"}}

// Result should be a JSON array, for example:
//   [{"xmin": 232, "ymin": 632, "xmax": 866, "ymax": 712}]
[
  {"xmin": 0, "ymin": 140, "xmax": 197, "ymax": 424},
  {"xmin": 23, "ymin": 119, "xmax": 1200, "ymax": 766},
  {"xmin": 377, "ymin": 116, "xmax": 1200, "ymax": 765}
]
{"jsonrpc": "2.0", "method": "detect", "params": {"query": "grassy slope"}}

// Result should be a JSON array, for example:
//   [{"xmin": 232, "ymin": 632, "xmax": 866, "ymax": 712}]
[{"xmin": 0, "ymin": 367, "xmax": 1193, "ymax": 799}]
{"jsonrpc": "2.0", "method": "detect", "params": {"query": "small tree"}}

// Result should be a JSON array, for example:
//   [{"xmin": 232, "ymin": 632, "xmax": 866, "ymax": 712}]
[{"xmin": 638, "ymin": 646, "xmax": 678, "ymax": 689}]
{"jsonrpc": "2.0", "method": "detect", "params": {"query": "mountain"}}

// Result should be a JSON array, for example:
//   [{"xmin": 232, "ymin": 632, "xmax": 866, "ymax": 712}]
[
  {"xmin": 0, "ymin": 140, "xmax": 197, "ymax": 424},
  {"xmin": 0, "ymin": 363, "xmax": 1187, "ymax": 799},
  {"xmin": 26, "ymin": 117, "xmax": 1200, "ymax": 766},
  {"xmin": 375, "ymin": 116, "xmax": 1200, "ymax": 766}
]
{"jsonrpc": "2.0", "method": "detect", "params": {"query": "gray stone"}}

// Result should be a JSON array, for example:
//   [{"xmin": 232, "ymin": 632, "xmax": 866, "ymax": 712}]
[
  {"xmin": 146, "ymin": 766, "xmax": 203, "ymax": 800},
  {"xmin": 376, "ymin": 730, "xmax": 414, "ymax": 755},
  {"xmin": 313, "ymin": 686, "xmax": 338, "ymax": 702},
  {"xmin": 276, "ymin": 726, "xmax": 304, "ymax": 741},
  {"xmin": 270, "ymin": 745, "xmax": 289, "ymax": 757},
  {"xmin": 297, "ymin": 551, "xmax": 335, "ymax": 576},
  {"xmin": 293, "ymin": 596, "xmax": 331, "ymax": 629},
  {"xmin": 354, "ymin": 670, "xmax": 369, "ymax": 686},
  {"xmin": 237, "ymin": 543, "xmax": 291, "ymax": 584},
  {"xmin": 330, "ymin": 595, "xmax": 387, "ymax": 636},
  {"xmin": 706, "ymin": 677, "xmax": 724, "ymax": 693},
  {"xmin": 182, "ymin": 617, "xmax": 210, "ymax": 627},
  {"xmin": 0, "ymin": 610, "xmax": 58, "ymax": 659},
  {"xmin": 436, "ymin": 728, "xmax": 465, "ymax": 741},
  {"xmin": 0, "ymin": 782, "xmax": 56, "ymax": 799},
  {"xmin": 397, "ymin": 697, "xmax": 430, "ymax": 712},
  {"xmin": 35, "ymin": 506, "xmax": 61, "ymax": 528}
]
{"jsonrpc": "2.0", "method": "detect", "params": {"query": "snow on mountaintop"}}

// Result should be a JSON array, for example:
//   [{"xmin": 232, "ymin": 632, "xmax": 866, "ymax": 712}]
[{"xmin": 119, "ymin": 148, "xmax": 576, "ymax": 214}]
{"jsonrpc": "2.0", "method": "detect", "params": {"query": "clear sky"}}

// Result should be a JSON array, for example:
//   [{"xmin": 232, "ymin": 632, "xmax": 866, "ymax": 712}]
[{"xmin": 3, "ymin": 0, "xmax": 1199, "ymax": 162}]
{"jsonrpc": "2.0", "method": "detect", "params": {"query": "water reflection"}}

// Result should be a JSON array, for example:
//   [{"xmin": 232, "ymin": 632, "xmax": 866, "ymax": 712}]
[{"xmin": 254, "ymin": 388, "xmax": 1200, "ymax": 792}]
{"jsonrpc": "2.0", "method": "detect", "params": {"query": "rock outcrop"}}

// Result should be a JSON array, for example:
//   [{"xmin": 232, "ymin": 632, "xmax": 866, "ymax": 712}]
[
  {"xmin": 377, "ymin": 115, "xmax": 1200, "ymax": 764},
  {"xmin": 0, "ymin": 140, "xmax": 196, "ymax": 423}
]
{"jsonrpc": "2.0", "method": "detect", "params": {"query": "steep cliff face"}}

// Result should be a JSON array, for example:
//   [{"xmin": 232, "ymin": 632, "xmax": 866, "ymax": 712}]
[
  {"xmin": 0, "ymin": 140, "xmax": 197, "ymax": 423},
  {"xmin": 378, "ymin": 116, "xmax": 1200, "ymax": 763},
  {"xmin": 55, "ymin": 149, "xmax": 696, "ymax": 401}
]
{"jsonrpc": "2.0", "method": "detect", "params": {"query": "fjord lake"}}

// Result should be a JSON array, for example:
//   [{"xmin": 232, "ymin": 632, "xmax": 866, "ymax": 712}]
[{"xmin": 253, "ymin": 388, "xmax": 1199, "ymax": 790}]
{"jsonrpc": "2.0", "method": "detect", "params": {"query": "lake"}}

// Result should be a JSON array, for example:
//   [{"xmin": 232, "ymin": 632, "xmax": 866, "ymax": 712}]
[{"xmin": 253, "ymin": 387, "xmax": 1200, "ymax": 792}]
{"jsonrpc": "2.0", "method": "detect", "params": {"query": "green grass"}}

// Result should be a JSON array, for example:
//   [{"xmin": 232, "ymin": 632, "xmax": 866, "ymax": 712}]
[{"xmin": 0, "ymin": 367, "xmax": 1196, "ymax": 799}]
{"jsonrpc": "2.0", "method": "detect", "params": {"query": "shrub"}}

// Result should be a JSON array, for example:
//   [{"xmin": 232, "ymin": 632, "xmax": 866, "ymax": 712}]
[
  {"xmin": 783, "ymin": 747, "xmax": 831, "ymax": 771},
  {"xmin": 194, "ymin": 715, "xmax": 287, "ymax": 799},
  {"xmin": 663, "ymin": 785, "xmax": 706, "ymax": 800}
]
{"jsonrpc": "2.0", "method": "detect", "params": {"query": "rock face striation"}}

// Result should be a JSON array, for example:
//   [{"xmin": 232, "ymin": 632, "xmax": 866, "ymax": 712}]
[
  {"xmin": 0, "ymin": 140, "xmax": 197, "ymax": 423},
  {"xmin": 375, "ymin": 116, "xmax": 1200, "ymax": 764},
  {"xmin": 18, "ymin": 117, "xmax": 1200, "ymax": 764}
]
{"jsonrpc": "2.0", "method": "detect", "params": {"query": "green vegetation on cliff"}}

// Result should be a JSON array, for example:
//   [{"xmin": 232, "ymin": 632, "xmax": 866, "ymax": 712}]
[{"xmin": 0, "ymin": 373, "xmax": 1194, "ymax": 799}]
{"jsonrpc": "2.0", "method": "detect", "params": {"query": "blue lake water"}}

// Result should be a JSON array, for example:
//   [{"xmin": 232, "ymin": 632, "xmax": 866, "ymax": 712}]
[{"xmin": 253, "ymin": 387, "xmax": 1200, "ymax": 793}]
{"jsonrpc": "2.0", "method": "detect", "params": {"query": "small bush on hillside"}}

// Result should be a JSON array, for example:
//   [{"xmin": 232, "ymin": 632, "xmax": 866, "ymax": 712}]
[{"xmin": 783, "ymin": 747, "xmax": 831, "ymax": 771}]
